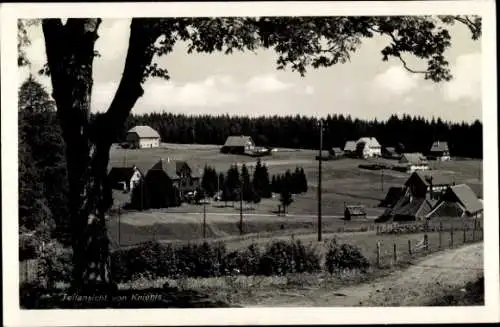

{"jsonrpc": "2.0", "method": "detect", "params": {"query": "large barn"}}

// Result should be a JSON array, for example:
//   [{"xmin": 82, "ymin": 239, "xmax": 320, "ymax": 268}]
[
  {"xmin": 221, "ymin": 135, "xmax": 255, "ymax": 154},
  {"xmin": 126, "ymin": 125, "xmax": 161, "ymax": 149}
]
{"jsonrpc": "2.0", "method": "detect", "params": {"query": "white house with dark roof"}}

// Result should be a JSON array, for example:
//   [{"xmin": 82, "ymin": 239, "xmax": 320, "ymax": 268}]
[
  {"xmin": 429, "ymin": 141, "xmax": 451, "ymax": 161},
  {"xmin": 126, "ymin": 125, "xmax": 161, "ymax": 149},
  {"xmin": 356, "ymin": 137, "xmax": 382, "ymax": 158}
]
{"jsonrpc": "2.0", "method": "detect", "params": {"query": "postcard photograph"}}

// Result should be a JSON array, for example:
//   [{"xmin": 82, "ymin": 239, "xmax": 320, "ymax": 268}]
[{"xmin": 2, "ymin": 1, "xmax": 499, "ymax": 326}]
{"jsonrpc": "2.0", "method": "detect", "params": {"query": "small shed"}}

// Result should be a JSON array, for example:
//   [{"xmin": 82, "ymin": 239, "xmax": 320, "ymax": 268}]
[
  {"xmin": 344, "ymin": 205, "xmax": 367, "ymax": 220},
  {"xmin": 329, "ymin": 147, "xmax": 344, "ymax": 157}
]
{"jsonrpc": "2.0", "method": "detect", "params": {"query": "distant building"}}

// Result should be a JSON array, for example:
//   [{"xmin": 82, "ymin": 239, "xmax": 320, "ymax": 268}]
[
  {"xmin": 329, "ymin": 147, "xmax": 344, "ymax": 157},
  {"xmin": 382, "ymin": 147, "xmax": 400, "ymax": 159},
  {"xmin": 376, "ymin": 171, "xmax": 456, "ymax": 223},
  {"xmin": 405, "ymin": 171, "xmax": 455, "ymax": 199},
  {"xmin": 126, "ymin": 125, "xmax": 161, "ymax": 149},
  {"xmin": 221, "ymin": 136, "xmax": 255, "ymax": 154},
  {"xmin": 399, "ymin": 153, "xmax": 429, "ymax": 173},
  {"xmin": 426, "ymin": 184, "xmax": 483, "ymax": 219},
  {"xmin": 147, "ymin": 159, "xmax": 201, "ymax": 199},
  {"xmin": 429, "ymin": 141, "xmax": 451, "ymax": 161},
  {"xmin": 344, "ymin": 205, "xmax": 367, "ymax": 220},
  {"xmin": 107, "ymin": 165, "xmax": 143, "ymax": 192},
  {"xmin": 343, "ymin": 141, "xmax": 357, "ymax": 157},
  {"xmin": 356, "ymin": 137, "xmax": 382, "ymax": 158}
]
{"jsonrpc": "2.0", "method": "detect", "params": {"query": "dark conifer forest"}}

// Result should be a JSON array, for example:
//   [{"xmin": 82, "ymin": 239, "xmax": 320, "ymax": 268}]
[{"xmin": 105, "ymin": 112, "xmax": 482, "ymax": 158}]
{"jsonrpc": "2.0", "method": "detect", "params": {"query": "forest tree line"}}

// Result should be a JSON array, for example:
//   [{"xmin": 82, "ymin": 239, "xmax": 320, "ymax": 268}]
[{"xmin": 104, "ymin": 112, "xmax": 483, "ymax": 158}]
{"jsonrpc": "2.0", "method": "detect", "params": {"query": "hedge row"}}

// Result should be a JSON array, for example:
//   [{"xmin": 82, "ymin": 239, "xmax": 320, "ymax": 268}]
[{"xmin": 110, "ymin": 239, "xmax": 369, "ymax": 282}]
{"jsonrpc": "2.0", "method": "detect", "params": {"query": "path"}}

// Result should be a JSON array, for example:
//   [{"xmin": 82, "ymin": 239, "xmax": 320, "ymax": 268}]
[{"xmin": 245, "ymin": 243, "xmax": 483, "ymax": 307}]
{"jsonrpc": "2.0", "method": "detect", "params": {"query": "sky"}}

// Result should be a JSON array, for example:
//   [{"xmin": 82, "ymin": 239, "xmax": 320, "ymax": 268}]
[{"xmin": 19, "ymin": 18, "xmax": 482, "ymax": 123}]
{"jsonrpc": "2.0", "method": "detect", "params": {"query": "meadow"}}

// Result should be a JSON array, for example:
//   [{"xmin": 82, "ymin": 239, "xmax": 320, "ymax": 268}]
[{"xmin": 107, "ymin": 142, "xmax": 483, "ymax": 248}]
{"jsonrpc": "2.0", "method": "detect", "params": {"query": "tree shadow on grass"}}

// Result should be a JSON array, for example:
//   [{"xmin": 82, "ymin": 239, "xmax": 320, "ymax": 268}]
[{"xmin": 20, "ymin": 283, "xmax": 237, "ymax": 309}]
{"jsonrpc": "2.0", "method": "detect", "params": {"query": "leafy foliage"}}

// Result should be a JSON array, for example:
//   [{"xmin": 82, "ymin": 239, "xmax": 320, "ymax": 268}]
[{"xmin": 324, "ymin": 239, "xmax": 370, "ymax": 273}]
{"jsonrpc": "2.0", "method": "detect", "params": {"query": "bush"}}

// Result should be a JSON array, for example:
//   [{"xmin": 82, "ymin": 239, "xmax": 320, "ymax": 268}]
[
  {"xmin": 37, "ymin": 241, "xmax": 72, "ymax": 288},
  {"xmin": 258, "ymin": 239, "xmax": 321, "ymax": 276},
  {"xmin": 224, "ymin": 243, "xmax": 261, "ymax": 276},
  {"xmin": 324, "ymin": 239, "xmax": 370, "ymax": 274}
]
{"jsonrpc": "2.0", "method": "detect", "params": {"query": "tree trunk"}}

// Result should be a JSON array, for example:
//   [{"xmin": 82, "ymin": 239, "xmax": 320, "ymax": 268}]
[{"xmin": 42, "ymin": 18, "xmax": 162, "ymax": 293}]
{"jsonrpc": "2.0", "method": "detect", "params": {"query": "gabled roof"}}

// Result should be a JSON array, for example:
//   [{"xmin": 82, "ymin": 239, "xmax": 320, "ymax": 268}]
[
  {"xmin": 399, "ymin": 152, "xmax": 428, "ymax": 165},
  {"xmin": 148, "ymin": 159, "xmax": 201, "ymax": 180},
  {"xmin": 411, "ymin": 171, "xmax": 456, "ymax": 186},
  {"xmin": 127, "ymin": 125, "xmax": 160, "ymax": 139},
  {"xmin": 223, "ymin": 135, "xmax": 254, "ymax": 147},
  {"xmin": 379, "ymin": 186, "xmax": 405, "ymax": 208},
  {"xmin": 344, "ymin": 141, "xmax": 357, "ymax": 152},
  {"xmin": 430, "ymin": 141, "xmax": 449, "ymax": 152},
  {"xmin": 447, "ymin": 184, "xmax": 483, "ymax": 214},
  {"xmin": 357, "ymin": 137, "xmax": 381, "ymax": 148},
  {"xmin": 466, "ymin": 182, "xmax": 483, "ymax": 199},
  {"xmin": 391, "ymin": 196, "xmax": 434, "ymax": 218}
]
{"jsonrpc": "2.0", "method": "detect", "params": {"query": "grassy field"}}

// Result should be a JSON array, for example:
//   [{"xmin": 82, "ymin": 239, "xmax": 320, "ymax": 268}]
[{"xmin": 108, "ymin": 143, "xmax": 483, "ymax": 247}]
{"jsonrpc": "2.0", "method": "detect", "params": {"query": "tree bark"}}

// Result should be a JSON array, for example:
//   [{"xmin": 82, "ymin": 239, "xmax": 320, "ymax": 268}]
[{"xmin": 42, "ymin": 18, "xmax": 162, "ymax": 293}]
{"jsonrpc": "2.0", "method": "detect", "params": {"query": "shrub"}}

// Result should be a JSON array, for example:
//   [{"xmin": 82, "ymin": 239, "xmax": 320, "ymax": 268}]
[
  {"xmin": 258, "ymin": 239, "xmax": 321, "ymax": 276},
  {"xmin": 224, "ymin": 243, "xmax": 261, "ymax": 276},
  {"xmin": 324, "ymin": 239, "xmax": 370, "ymax": 274},
  {"xmin": 37, "ymin": 241, "xmax": 72, "ymax": 288}
]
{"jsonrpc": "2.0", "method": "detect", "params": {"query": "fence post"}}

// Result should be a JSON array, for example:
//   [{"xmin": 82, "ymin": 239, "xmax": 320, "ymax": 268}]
[
  {"xmin": 450, "ymin": 227, "xmax": 454, "ymax": 248},
  {"xmin": 393, "ymin": 243, "xmax": 397, "ymax": 264},
  {"xmin": 424, "ymin": 234, "xmax": 429, "ymax": 251},
  {"xmin": 408, "ymin": 239, "xmax": 412, "ymax": 256},
  {"xmin": 439, "ymin": 222, "xmax": 443, "ymax": 249},
  {"xmin": 463, "ymin": 223, "xmax": 467, "ymax": 244},
  {"xmin": 377, "ymin": 242, "xmax": 381, "ymax": 267},
  {"xmin": 472, "ymin": 219, "xmax": 476, "ymax": 241}
]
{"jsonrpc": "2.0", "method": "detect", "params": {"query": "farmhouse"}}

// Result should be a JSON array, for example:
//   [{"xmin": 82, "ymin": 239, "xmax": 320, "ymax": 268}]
[
  {"xmin": 147, "ymin": 159, "xmax": 201, "ymax": 198},
  {"xmin": 376, "ymin": 171, "xmax": 455, "ymax": 222},
  {"xmin": 405, "ymin": 171, "xmax": 455, "ymax": 199},
  {"xmin": 382, "ymin": 147, "xmax": 400, "ymax": 159},
  {"xmin": 429, "ymin": 141, "xmax": 451, "ymax": 161},
  {"xmin": 126, "ymin": 125, "xmax": 161, "ymax": 149},
  {"xmin": 343, "ymin": 140, "xmax": 357, "ymax": 156},
  {"xmin": 356, "ymin": 137, "xmax": 382, "ymax": 158},
  {"xmin": 344, "ymin": 205, "xmax": 367, "ymax": 220},
  {"xmin": 399, "ymin": 153, "xmax": 429, "ymax": 173},
  {"xmin": 426, "ymin": 184, "xmax": 483, "ymax": 219},
  {"xmin": 107, "ymin": 165, "xmax": 143, "ymax": 192},
  {"xmin": 221, "ymin": 135, "xmax": 255, "ymax": 154}
]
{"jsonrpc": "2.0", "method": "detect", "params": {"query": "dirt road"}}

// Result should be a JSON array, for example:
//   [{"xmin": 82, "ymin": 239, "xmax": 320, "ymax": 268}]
[{"xmin": 245, "ymin": 243, "xmax": 483, "ymax": 307}]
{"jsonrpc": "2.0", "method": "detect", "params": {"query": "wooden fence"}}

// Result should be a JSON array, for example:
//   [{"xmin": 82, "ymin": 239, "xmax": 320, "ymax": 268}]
[{"xmin": 374, "ymin": 221, "xmax": 483, "ymax": 268}]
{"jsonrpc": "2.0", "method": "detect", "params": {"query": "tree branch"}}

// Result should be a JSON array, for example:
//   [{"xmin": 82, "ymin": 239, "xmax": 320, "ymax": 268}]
[{"xmin": 396, "ymin": 55, "xmax": 427, "ymax": 74}]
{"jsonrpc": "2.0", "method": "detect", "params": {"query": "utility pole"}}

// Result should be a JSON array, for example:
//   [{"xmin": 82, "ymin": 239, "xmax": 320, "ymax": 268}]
[
  {"xmin": 203, "ymin": 203, "xmax": 207, "ymax": 239},
  {"xmin": 318, "ymin": 119, "xmax": 323, "ymax": 242},
  {"xmin": 118, "ymin": 206, "xmax": 121, "ymax": 246},
  {"xmin": 239, "ymin": 175, "xmax": 244, "ymax": 235},
  {"xmin": 381, "ymin": 169, "xmax": 384, "ymax": 192}
]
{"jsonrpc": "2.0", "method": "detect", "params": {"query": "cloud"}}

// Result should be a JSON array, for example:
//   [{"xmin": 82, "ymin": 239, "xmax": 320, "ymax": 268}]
[
  {"xmin": 443, "ymin": 53, "xmax": 481, "ymax": 102},
  {"xmin": 245, "ymin": 74, "xmax": 294, "ymax": 93},
  {"xmin": 373, "ymin": 66, "xmax": 418, "ymax": 95}
]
